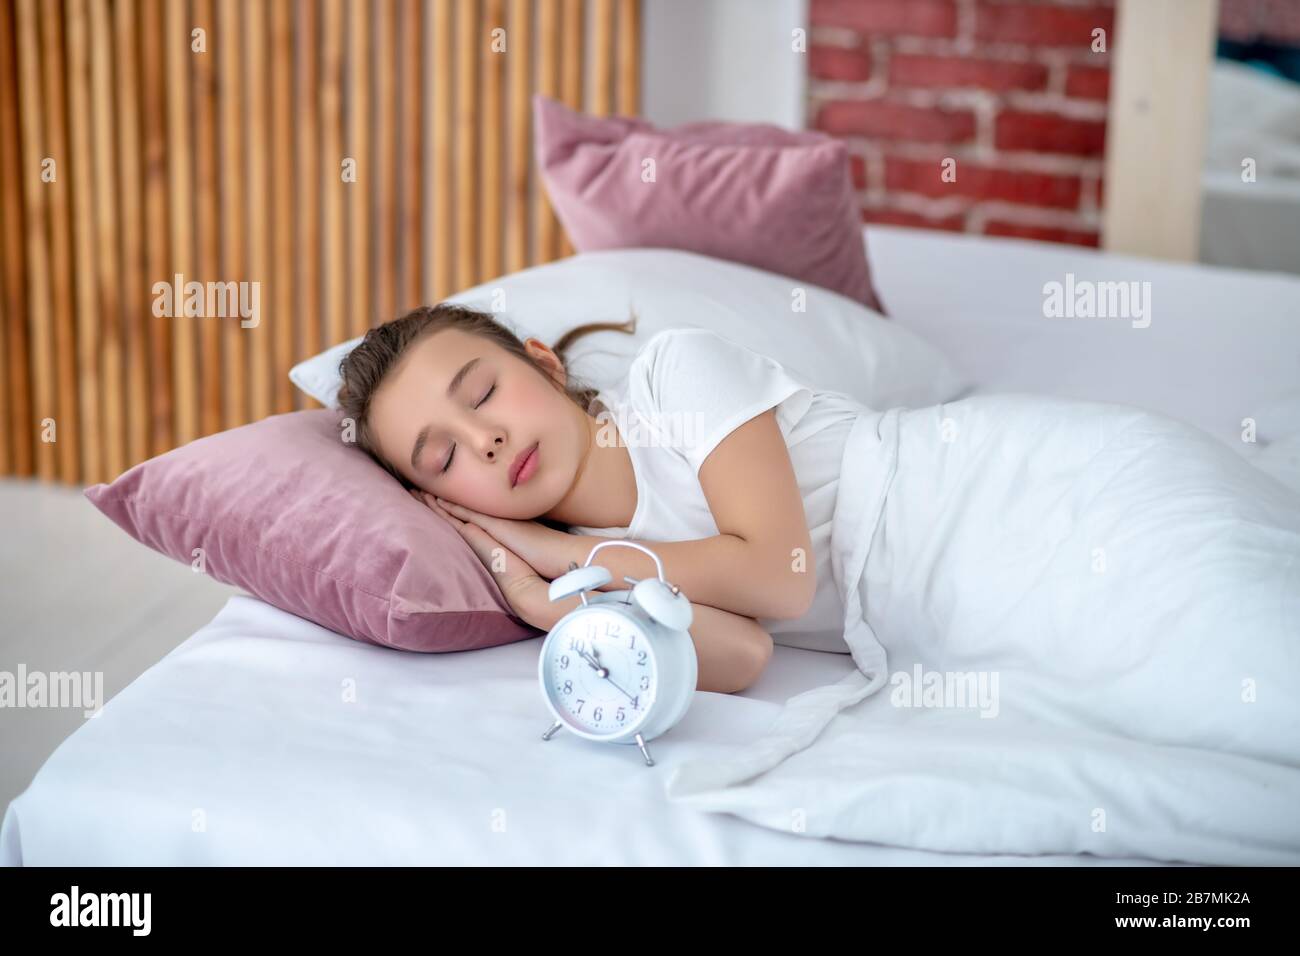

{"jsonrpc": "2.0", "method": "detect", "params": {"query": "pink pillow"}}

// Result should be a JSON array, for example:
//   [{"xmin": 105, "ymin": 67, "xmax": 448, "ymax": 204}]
[
  {"xmin": 84, "ymin": 409, "xmax": 538, "ymax": 652},
  {"xmin": 533, "ymin": 94, "xmax": 886, "ymax": 315}
]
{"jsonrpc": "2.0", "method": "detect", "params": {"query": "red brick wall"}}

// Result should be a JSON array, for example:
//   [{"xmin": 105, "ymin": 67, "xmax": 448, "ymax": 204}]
[
  {"xmin": 1219, "ymin": 0, "xmax": 1300, "ymax": 44},
  {"xmin": 809, "ymin": 0, "xmax": 1116, "ymax": 248}
]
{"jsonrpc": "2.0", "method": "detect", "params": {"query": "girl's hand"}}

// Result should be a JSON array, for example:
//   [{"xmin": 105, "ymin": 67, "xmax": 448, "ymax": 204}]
[
  {"xmin": 415, "ymin": 489, "xmax": 551, "ymax": 628},
  {"xmin": 411, "ymin": 490, "xmax": 580, "ymax": 580}
]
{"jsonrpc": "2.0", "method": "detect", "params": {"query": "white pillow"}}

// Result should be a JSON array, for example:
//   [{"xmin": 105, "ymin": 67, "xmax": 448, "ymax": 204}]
[{"xmin": 288, "ymin": 247, "xmax": 969, "ymax": 411}]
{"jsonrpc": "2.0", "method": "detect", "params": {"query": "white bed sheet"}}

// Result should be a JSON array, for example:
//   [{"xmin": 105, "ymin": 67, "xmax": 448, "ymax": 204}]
[
  {"xmin": 1, "ymin": 594, "xmax": 1155, "ymax": 866},
  {"xmin": 8, "ymin": 225, "xmax": 1297, "ymax": 866}
]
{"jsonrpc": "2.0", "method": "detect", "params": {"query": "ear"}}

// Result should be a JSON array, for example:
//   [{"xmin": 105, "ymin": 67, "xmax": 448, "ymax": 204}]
[{"xmin": 523, "ymin": 337, "xmax": 567, "ymax": 387}]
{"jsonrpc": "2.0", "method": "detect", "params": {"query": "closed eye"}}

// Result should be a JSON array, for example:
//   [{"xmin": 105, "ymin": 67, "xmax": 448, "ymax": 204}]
[{"xmin": 440, "ymin": 384, "xmax": 496, "ymax": 473}]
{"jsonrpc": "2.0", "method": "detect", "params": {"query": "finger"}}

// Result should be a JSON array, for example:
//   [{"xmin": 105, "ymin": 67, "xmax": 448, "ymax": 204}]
[
  {"xmin": 421, "ymin": 493, "xmax": 465, "ymax": 529},
  {"xmin": 436, "ymin": 497, "xmax": 491, "ymax": 531},
  {"xmin": 434, "ymin": 497, "xmax": 473, "ymax": 519},
  {"xmin": 434, "ymin": 503, "xmax": 466, "ymax": 529},
  {"xmin": 418, "ymin": 490, "xmax": 448, "ymax": 514},
  {"xmin": 453, "ymin": 520, "xmax": 505, "ymax": 568}
]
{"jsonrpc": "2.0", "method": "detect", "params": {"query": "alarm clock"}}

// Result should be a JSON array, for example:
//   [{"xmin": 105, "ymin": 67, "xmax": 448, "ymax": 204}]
[{"xmin": 538, "ymin": 540, "xmax": 697, "ymax": 766}]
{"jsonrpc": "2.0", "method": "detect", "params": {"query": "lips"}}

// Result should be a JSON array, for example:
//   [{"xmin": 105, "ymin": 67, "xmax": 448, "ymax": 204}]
[{"xmin": 509, "ymin": 442, "xmax": 539, "ymax": 488}]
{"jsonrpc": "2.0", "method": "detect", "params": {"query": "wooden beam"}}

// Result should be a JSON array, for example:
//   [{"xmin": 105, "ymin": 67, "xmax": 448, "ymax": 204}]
[{"xmin": 1102, "ymin": 0, "xmax": 1219, "ymax": 261}]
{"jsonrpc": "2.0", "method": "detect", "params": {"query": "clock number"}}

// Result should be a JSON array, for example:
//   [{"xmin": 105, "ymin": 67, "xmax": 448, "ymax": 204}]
[
  {"xmin": 562, "ymin": 679, "xmax": 572, "ymax": 695},
  {"xmin": 637, "ymin": 650, "xmax": 647, "ymax": 666},
  {"xmin": 575, "ymin": 699, "xmax": 584, "ymax": 713},
  {"xmin": 559, "ymin": 655, "xmax": 569, "ymax": 669},
  {"xmin": 640, "ymin": 675, "xmax": 650, "ymax": 690},
  {"xmin": 628, "ymin": 633, "xmax": 635, "ymax": 649},
  {"xmin": 616, "ymin": 706, "xmax": 625, "ymax": 722},
  {"xmin": 593, "ymin": 706, "xmax": 603, "ymax": 722}
]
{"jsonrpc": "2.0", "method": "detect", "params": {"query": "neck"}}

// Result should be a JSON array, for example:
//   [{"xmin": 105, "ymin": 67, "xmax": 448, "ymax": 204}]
[{"xmin": 545, "ymin": 406, "xmax": 636, "ymax": 530}]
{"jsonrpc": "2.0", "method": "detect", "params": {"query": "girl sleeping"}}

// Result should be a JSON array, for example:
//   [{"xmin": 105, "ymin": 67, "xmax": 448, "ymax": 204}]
[
  {"xmin": 336, "ymin": 302, "xmax": 827, "ymax": 694},
  {"xmin": 336, "ymin": 303, "xmax": 1300, "ymax": 767}
]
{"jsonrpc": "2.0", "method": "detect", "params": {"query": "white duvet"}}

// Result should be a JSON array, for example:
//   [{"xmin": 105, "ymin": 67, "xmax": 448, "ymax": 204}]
[{"xmin": 665, "ymin": 394, "xmax": 1300, "ymax": 865}]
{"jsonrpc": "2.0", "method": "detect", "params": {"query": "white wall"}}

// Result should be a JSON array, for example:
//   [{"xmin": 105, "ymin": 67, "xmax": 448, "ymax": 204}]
[{"xmin": 641, "ymin": 0, "xmax": 808, "ymax": 129}]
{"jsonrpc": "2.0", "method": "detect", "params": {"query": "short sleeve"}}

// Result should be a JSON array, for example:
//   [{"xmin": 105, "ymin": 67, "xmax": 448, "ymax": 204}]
[{"xmin": 623, "ymin": 328, "xmax": 814, "ymax": 475}]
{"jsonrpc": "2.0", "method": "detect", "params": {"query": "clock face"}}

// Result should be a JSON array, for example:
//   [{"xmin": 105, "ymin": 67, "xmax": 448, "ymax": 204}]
[{"xmin": 542, "ymin": 607, "xmax": 657, "ymax": 737}]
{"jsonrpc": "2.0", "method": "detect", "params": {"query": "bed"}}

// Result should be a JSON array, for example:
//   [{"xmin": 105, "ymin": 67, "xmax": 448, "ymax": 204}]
[{"xmin": 4, "ymin": 223, "xmax": 1298, "ymax": 866}]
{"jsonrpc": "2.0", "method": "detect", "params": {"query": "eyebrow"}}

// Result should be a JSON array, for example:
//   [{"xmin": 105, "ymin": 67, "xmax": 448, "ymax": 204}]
[{"xmin": 410, "ymin": 357, "xmax": 482, "ymax": 471}]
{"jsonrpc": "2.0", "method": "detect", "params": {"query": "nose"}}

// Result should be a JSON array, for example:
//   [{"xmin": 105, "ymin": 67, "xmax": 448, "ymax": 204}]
[{"xmin": 481, "ymin": 434, "xmax": 505, "ymax": 462}]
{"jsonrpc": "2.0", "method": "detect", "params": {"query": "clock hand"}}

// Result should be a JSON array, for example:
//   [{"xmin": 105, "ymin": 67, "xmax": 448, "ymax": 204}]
[
  {"xmin": 574, "ymin": 645, "xmax": 606, "ymax": 675},
  {"xmin": 575, "ymin": 645, "xmax": 635, "ymax": 701},
  {"xmin": 586, "ymin": 644, "xmax": 638, "ymax": 703}
]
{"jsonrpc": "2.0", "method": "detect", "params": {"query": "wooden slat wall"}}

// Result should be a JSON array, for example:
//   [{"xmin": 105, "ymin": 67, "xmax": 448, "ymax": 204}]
[
  {"xmin": 193, "ymin": 0, "xmax": 220, "ymax": 437},
  {"xmin": 41, "ymin": 0, "xmax": 79, "ymax": 483},
  {"xmin": 2, "ymin": 1, "xmax": 34, "ymax": 479},
  {"xmin": 166, "ymin": 0, "xmax": 197, "ymax": 444},
  {"xmin": 16, "ymin": 0, "xmax": 55, "ymax": 481},
  {"xmin": 0, "ymin": 0, "xmax": 640, "ymax": 486}
]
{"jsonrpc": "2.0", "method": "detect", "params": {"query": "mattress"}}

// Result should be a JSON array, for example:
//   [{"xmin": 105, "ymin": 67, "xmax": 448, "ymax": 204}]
[
  {"xmin": 6, "ymin": 224, "xmax": 1298, "ymax": 866},
  {"xmin": 1, "ymin": 593, "xmax": 1169, "ymax": 866}
]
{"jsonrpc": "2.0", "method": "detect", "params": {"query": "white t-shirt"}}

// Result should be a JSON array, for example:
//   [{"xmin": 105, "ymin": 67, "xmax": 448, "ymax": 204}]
[{"xmin": 567, "ymin": 328, "xmax": 869, "ymax": 654}]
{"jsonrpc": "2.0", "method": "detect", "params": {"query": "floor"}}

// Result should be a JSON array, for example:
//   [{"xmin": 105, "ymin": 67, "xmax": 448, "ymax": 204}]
[{"xmin": 0, "ymin": 477, "xmax": 241, "ymax": 813}]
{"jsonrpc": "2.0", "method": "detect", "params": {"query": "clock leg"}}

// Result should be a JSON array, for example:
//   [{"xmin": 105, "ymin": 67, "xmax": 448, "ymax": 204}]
[
  {"xmin": 634, "ymin": 732, "xmax": 654, "ymax": 767},
  {"xmin": 541, "ymin": 720, "xmax": 563, "ymax": 740}
]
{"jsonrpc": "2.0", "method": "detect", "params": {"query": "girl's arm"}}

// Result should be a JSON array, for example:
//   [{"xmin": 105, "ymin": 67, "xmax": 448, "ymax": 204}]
[
  {"xmin": 568, "ymin": 532, "xmax": 811, "ymax": 622},
  {"xmin": 521, "ymin": 585, "xmax": 774, "ymax": 695},
  {"xmin": 567, "ymin": 408, "xmax": 817, "ymax": 622}
]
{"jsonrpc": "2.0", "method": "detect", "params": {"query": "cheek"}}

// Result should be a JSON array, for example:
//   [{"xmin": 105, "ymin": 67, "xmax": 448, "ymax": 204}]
[
  {"xmin": 506, "ymin": 381, "xmax": 558, "ymax": 425},
  {"xmin": 518, "ymin": 375, "xmax": 552, "ymax": 402}
]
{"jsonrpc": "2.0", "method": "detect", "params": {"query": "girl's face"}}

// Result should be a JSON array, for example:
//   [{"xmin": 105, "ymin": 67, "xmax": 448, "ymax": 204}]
[{"xmin": 368, "ymin": 327, "xmax": 589, "ymax": 520}]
